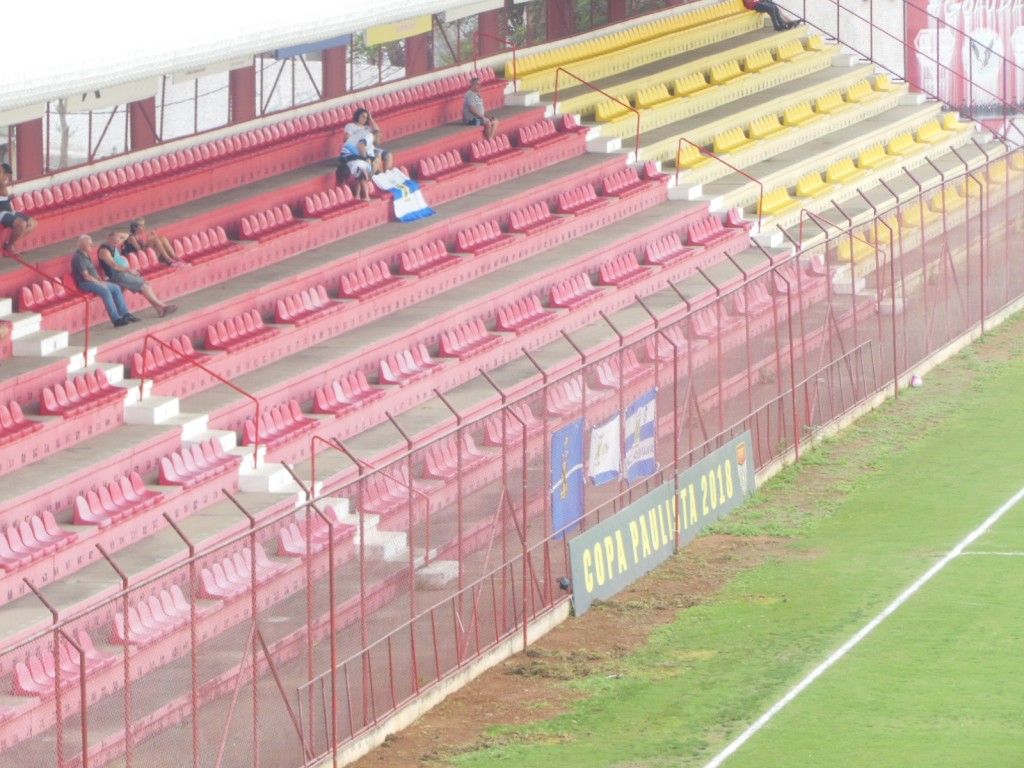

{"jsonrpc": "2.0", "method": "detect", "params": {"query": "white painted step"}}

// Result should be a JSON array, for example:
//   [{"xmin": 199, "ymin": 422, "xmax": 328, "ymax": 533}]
[
  {"xmin": 506, "ymin": 90, "xmax": 540, "ymax": 108},
  {"xmin": 160, "ymin": 412, "xmax": 209, "ymax": 440},
  {"xmin": 362, "ymin": 529, "xmax": 408, "ymax": 561},
  {"xmin": 416, "ymin": 560, "xmax": 459, "ymax": 590},
  {"xmin": 124, "ymin": 396, "xmax": 180, "ymax": 425},
  {"xmin": 669, "ymin": 183, "xmax": 703, "ymax": 201},
  {"xmin": 587, "ymin": 135, "xmax": 622, "ymax": 153},
  {"xmin": 237, "ymin": 460, "xmax": 303, "ymax": 494},
  {"xmin": 13, "ymin": 329, "xmax": 69, "ymax": 357},
  {"xmin": 5, "ymin": 310, "xmax": 40, "ymax": 339},
  {"xmin": 113, "ymin": 377, "xmax": 153, "ymax": 405}
]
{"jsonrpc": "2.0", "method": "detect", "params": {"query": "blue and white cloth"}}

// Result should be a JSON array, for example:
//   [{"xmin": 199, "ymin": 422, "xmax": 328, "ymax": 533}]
[
  {"xmin": 372, "ymin": 168, "xmax": 435, "ymax": 222},
  {"xmin": 624, "ymin": 389, "xmax": 657, "ymax": 483}
]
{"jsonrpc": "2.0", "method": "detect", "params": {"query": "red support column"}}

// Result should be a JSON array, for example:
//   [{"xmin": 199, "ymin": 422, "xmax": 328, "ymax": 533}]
[
  {"xmin": 229, "ymin": 65, "xmax": 257, "ymax": 124},
  {"xmin": 478, "ymin": 9, "xmax": 503, "ymax": 56},
  {"xmin": 15, "ymin": 119, "xmax": 43, "ymax": 180},
  {"xmin": 129, "ymin": 97, "xmax": 158, "ymax": 151},
  {"xmin": 607, "ymin": 0, "xmax": 628, "ymax": 24},
  {"xmin": 322, "ymin": 45, "xmax": 349, "ymax": 99},
  {"xmin": 405, "ymin": 32, "xmax": 432, "ymax": 77},
  {"xmin": 547, "ymin": 0, "xmax": 576, "ymax": 41}
]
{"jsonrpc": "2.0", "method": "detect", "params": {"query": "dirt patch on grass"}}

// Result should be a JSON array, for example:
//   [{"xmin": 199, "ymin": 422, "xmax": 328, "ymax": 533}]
[{"xmin": 349, "ymin": 535, "xmax": 789, "ymax": 768}]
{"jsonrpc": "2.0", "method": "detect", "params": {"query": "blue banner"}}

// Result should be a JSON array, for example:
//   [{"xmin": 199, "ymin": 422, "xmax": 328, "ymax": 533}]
[
  {"xmin": 551, "ymin": 418, "xmax": 585, "ymax": 538},
  {"xmin": 624, "ymin": 389, "xmax": 657, "ymax": 483}
]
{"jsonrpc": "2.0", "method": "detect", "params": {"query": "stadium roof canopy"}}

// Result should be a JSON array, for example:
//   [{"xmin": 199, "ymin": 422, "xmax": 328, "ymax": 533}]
[{"xmin": 2, "ymin": 0, "xmax": 481, "ymax": 115}]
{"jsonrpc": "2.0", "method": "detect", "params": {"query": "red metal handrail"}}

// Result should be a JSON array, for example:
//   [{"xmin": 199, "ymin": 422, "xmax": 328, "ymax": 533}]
[
  {"xmin": 553, "ymin": 67, "xmax": 641, "ymax": 162},
  {"xmin": 473, "ymin": 31, "xmax": 518, "ymax": 93},
  {"xmin": 675, "ymin": 136, "xmax": 765, "ymax": 231},
  {"xmin": 4, "ymin": 251, "xmax": 91, "ymax": 362},
  {"xmin": 135, "ymin": 333, "xmax": 261, "ymax": 468}
]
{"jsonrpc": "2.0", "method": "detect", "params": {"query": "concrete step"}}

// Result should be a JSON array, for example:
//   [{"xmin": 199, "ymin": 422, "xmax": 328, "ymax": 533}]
[
  {"xmin": 4, "ymin": 310, "xmax": 40, "ymax": 340},
  {"xmin": 124, "ymin": 395, "xmax": 180, "ymax": 425},
  {"xmin": 12, "ymin": 328, "xmax": 68, "ymax": 357},
  {"xmin": 363, "ymin": 529, "xmax": 408, "ymax": 561},
  {"xmin": 415, "ymin": 559, "xmax": 459, "ymax": 589},
  {"xmin": 237, "ymin": 460, "xmax": 304, "ymax": 494}
]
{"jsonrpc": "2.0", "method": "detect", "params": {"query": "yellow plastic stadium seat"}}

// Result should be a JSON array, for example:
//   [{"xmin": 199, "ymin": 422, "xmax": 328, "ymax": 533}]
[
  {"xmin": 677, "ymin": 144, "xmax": 716, "ymax": 170},
  {"xmin": 958, "ymin": 177, "xmax": 986, "ymax": 199},
  {"xmin": 857, "ymin": 144, "xmax": 898, "ymax": 171},
  {"xmin": 595, "ymin": 99, "xmax": 633, "ymax": 122},
  {"xmin": 836, "ymin": 237, "xmax": 875, "ymax": 264},
  {"xmin": 636, "ymin": 84, "xmax": 679, "ymax": 110},
  {"xmin": 1011, "ymin": 152, "xmax": 1024, "ymax": 173},
  {"xmin": 942, "ymin": 112, "xmax": 969, "ymax": 132},
  {"xmin": 713, "ymin": 126, "xmax": 757, "ymax": 154},
  {"xmin": 815, "ymin": 91, "xmax": 857, "ymax": 115},
  {"xmin": 758, "ymin": 188, "xmax": 802, "ymax": 216},
  {"xmin": 744, "ymin": 48, "xmax": 783, "ymax": 74},
  {"xmin": 776, "ymin": 39, "xmax": 812, "ymax": 62},
  {"xmin": 899, "ymin": 202, "xmax": 940, "ymax": 229},
  {"xmin": 749, "ymin": 114, "xmax": 791, "ymax": 140},
  {"xmin": 845, "ymin": 80, "xmax": 883, "ymax": 104},
  {"xmin": 674, "ymin": 72, "xmax": 716, "ymax": 98},
  {"xmin": 915, "ymin": 119, "xmax": 952, "ymax": 144},
  {"xmin": 826, "ymin": 158, "xmax": 868, "ymax": 184},
  {"xmin": 986, "ymin": 158, "xmax": 1009, "ymax": 185},
  {"xmin": 710, "ymin": 60, "xmax": 751, "ymax": 86},
  {"xmin": 874, "ymin": 74, "xmax": 901, "ymax": 92},
  {"xmin": 796, "ymin": 172, "xmax": 839, "ymax": 198},
  {"xmin": 783, "ymin": 101, "xmax": 825, "ymax": 127},
  {"xmin": 805, "ymin": 34, "xmax": 826, "ymax": 51},
  {"xmin": 887, "ymin": 132, "xmax": 927, "ymax": 157},
  {"xmin": 724, "ymin": 0, "xmax": 750, "ymax": 17},
  {"xmin": 866, "ymin": 216, "xmax": 900, "ymax": 245},
  {"xmin": 929, "ymin": 187, "xmax": 966, "ymax": 214}
]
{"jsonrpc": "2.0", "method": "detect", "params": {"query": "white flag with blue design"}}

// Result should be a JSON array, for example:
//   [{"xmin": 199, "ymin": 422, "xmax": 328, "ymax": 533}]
[
  {"xmin": 588, "ymin": 413, "xmax": 620, "ymax": 486},
  {"xmin": 624, "ymin": 389, "xmax": 656, "ymax": 483},
  {"xmin": 372, "ymin": 168, "xmax": 435, "ymax": 222}
]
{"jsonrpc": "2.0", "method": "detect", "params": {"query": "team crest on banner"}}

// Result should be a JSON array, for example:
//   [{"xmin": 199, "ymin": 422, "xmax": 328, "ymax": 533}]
[
  {"xmin": 551, "ymin": 418, "xmax": 585, "ymax": 538},
  {"xmin": 588, "ymin": 413, "xmax": 621, "ymax": 486},
  {"xmin": 371, "ymin": 168, "xmax": 435, "ymax": 222},
  {"xmin": 624, "ymin": 389, "xmax": 657, "ymax": 483}
]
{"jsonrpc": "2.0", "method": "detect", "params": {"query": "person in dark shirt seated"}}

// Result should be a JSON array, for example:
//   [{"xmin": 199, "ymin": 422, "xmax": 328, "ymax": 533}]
[
  {"xmin": 124, "ymin": 216, "xmax": 190, "ymax": 268},
  {"xmin": 96, "ymin": 231, "xmax": 178, "ymax": 318},
  {"xmin": 70, "ymin": 234, "xmax": 136, "ymax": 328},
  {"xmin": 0, "ymin": 163, "xmax": 37, "ymax": 255}
]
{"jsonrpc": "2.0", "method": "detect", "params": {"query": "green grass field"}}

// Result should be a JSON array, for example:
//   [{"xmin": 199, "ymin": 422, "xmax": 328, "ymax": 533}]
[{"xmin": 448, "ymin": 316, "xmax": 1024, "ymax": 768}]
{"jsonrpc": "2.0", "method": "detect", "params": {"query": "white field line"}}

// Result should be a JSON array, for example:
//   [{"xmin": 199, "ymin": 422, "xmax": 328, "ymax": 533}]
[
  {"xmin": 961, "ymin": 551, "xmax": 1024, "ymax": 556},
  {"xmin": 703, "ymin": 484, "xmax": 1024, "ymax": 768}
]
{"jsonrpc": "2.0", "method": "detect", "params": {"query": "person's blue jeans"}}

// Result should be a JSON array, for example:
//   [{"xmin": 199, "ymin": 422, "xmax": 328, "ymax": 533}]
[{"xmin": 78, "ymin": 280, "xmax": 129, "ymax": 322}]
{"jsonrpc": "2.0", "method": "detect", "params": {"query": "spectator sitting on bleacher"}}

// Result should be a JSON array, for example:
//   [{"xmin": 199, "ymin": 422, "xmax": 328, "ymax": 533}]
[
  {"xmin": 97, "ymin": 231, "xmax": 178, "ymax": 318},
  {"xmin": 339, "ymin": 108, "xmax": 393, "ymax": 202},
  {"xmin": 125, "ymin": 216, "xmax": 190, "ymax": 269},
  {"xmin": 0, "ymin": 163, "xmax": 37, "ymax": 255},
  {"xmin": 343, "ymin": 109, "xmax": 393, "ymax": 173},
  {"xmin": 742, "ymin": 0, "xmax": 800, "ymax": 30},
  {"xmin": 71, "ymin": 235, "xmax": 137, "ymax": 328},
  {"xmin": 463, "ymin": 77, "xmax": 498, "ymax": 139}
]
